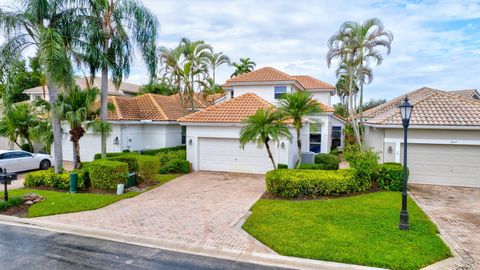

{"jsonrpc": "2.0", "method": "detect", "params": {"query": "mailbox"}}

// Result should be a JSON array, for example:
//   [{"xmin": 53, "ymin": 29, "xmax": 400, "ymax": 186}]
[{"xmin": 0, "ymin": 168, "xmax": 17, "ymax": 201}]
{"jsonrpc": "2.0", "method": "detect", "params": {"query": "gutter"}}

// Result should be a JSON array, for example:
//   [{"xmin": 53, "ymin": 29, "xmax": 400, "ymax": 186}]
[{"xmin": 364, "ymin": 123, "xmax": 480, "ymax": 130}]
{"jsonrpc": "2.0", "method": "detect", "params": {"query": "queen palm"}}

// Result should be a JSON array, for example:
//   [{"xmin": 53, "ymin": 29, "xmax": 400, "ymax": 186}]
[
  {"xmin": 54, "ymin": 86, "xmax": 99, "ymax": 169},
  {"xmin": 240, "ymin": 108, "xmax": 292, "ymax": 170},
  {"xmin": 205, "ymin": 51, "xmax": 230, "ymax": 86},
  {"xmin": 83, "ymin": 0, "xmax": 158, "ymax": 159},
  {"xmin": 0, "ymin": 0, "xmax": 84, "ymax": 173},
  {"xmin": 231, "ymin": 58, "xmax": 256, "ymax": 77},
  {"xmin": 279, "ymin": 92, "xmax": 321, "ymax": 168}
]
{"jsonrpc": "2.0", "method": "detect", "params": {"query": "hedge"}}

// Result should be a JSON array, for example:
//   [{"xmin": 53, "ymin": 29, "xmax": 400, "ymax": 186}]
[
  {"xmin": 108, "ymin": 154, "xmax": 139, "ymax": 172},
  {"xmin": 377, "ymin": 164, "xmax": 409, "ymax": 191},
  {"xmin": 93, "ymin": 145, "xmax": 187, "ymax": 160},
  {"xmin": 343, "ymin": 145, "xmax": 380, "ymax": 182},
  {"xmin": 24, "ymin": 169, "xmax": 85, "ymax": 190},
  {"xmin": 314, "ymin": 153, "xmax": 340, "ymax": 170},
  {"xmin": 135, "ymin": 155, "xmax": 160, "ymax": 183},
  {"xmin": 87, "ymin": 160, "xmax": 128, "ymax": 190},
  {"xmin": 277, "ymin": 164, "xmax": 288, "ymax": 169},
  {"xmin": 266, "ymin": 169, "xmax": 370, "ymax": 198},
  {"xmin": 157, "ymin": 150, "xmax": 191, "ymax": 174},
  {"xmin": 298, "ymin": 164, "xmax": 325, "ymax": 170}
]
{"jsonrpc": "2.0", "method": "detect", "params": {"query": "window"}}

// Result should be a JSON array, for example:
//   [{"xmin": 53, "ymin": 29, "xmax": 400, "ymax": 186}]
[
  {"xmin": 230, "ymin": 90, "xmax": 234, "ymax": 98},
  {"xmin": 309, "ymin": 124, "xmax": 322, "ymax": 153},
  {"xmin": 181, "ymin": 126, "xmax": 187, "ymax": 145},
  {"xmin": 274, "ymin": 86, "xmax": 287, "ymax": 99}
]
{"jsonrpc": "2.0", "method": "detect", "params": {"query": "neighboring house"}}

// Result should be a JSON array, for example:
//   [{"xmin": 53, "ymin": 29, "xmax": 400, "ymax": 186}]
[
  {"xmin": 364, "ymin": 87, "xmax": 480, "ymax": 188},
  {"xmin": 60, "ymin": 93, "xmax": 209, "ymax": 162},
  {"xmin": 23, "ymin": 76, "xmax": 141, "ymax": 101},
  {"xmin": 178, "ymin": 67, "xmax": 344, "ymax": 174}
]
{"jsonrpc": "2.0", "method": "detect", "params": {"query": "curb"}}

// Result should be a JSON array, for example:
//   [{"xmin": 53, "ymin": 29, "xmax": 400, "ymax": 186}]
[{"xmin": 0, "ymin": 215, "xmax": 382, "ymax": 270}]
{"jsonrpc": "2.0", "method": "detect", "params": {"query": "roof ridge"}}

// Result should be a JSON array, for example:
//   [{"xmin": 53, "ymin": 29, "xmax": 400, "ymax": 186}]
[
  {"xmin": 435, "ymin": 89, "xmax": 480, "ymax": 105},
  {"xmin": 364, "ymin": 87, "xmax": 434, "ymax": 116},
  {"xmin": 146, "ymin": 93, "xmax": 169, "ymax": 120}
]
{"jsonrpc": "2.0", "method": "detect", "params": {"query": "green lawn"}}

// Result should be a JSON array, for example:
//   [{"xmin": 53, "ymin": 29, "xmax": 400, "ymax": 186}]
[
  {"xmin": 243, "ymin": 192, "xmax": 451, "ymax": 270},
  {"xmin": 1, "ymin": 174, "xmax": 181, "ymax": 218}
]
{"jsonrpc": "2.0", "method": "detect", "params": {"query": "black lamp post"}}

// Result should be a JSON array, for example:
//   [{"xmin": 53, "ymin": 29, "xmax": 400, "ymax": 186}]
[{"xmin": 399, "ymin": 96, "xmax": 413, "ymax": 230}]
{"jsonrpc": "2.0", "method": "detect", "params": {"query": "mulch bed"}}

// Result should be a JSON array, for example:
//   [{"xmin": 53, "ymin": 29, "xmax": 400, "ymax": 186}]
[
  {"xmin": 1, "ymin": 204, "xmax": 30, "ymax": 217},
  {"xmin": 261, "ymin": 181, "xmax": 383, "ymax": 201}
]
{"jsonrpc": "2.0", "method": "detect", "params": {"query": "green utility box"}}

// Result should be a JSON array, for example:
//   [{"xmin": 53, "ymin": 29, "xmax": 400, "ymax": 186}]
[
  {"xmin": 126, "ymin": 172, "xmax": 137, "ymax": 188},
  {"xmin": 70, "ymin": 173, "xmax": 77, "ymax": 193}
]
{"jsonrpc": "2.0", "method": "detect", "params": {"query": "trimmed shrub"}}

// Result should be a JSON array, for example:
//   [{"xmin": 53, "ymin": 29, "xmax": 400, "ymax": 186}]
[
  {"xmin": 135, "ymin": 155, "xmax": 160, "ymax": 183},
  {"xmin": 24, "ymin": 169, "xmax": 85, "ymax": 190},
  {"xmin": 298, "ymin": 164, "xmax": 325, "ymax": 170},
  {"xmin": 87, "ymin": 160, "xmax": 128, "ymax": 190},
  {"xmin": 0, "ymin": 197, "xmax": 23, "ymax": 211},
  {"xmin": 93, "ymin": 152, "xmax": 123, "ymax": 160},
  {"xmin": 330, "ymin": 148, "xmax": 339, "ymax": 155},
  {"xmin": 157, "ymin": 150, "xmax": 191, "ymax": 174},
  {"xmin": 266, "ymin": 169, "xmax": 370, "ymax": 198},
  {"xmin": 344, "ymin": 145, "xmax": 380, "ymax": 182},
  {"xmin": 277, "ymin": 164, "xmax": 288, "ymax": 169},
  {"xmin": 93, "ymin": 145, "xmax": 187, "ymax": 160},
  {"xmin": 377, "ymin": 164, "xmax": 409, "ymax": 191},
  {"xmin": 314, "ymin": 153, "xmax": 340, "ymax": 170},
  {"xmin": 108, "ymin": 155, "xmax": 139, "ymax": 172},
  {"xmin": 383, "ymin": 162, "xmax": 402, "ymax": 166}
]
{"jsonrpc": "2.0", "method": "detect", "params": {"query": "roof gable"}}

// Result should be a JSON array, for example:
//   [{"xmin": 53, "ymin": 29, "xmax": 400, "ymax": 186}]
[
  {"xmin": 291, "ymin": 75, "xmax": 335, "ymax": 89},
  {"xmin": 449, "ymin": 89, "xmax": 480, "ymax": 100}
]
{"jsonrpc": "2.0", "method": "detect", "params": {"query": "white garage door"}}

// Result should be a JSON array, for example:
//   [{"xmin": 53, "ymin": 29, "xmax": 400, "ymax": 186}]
[
  {"xmin": 406, "ymin": 144, "xmax": 480, "ymax": 187},
  {"xmin": 198, "ymin": 137, "xmax": 277, "ymax": 174}
]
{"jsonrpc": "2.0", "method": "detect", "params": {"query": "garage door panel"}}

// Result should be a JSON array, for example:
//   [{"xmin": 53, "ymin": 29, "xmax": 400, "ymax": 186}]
[
  {"xmin": 198, "ymin": 138, "xmax": 276, "ymax": 174},
  {"xmin": 405, "ymin": 144, "xmax": 480, "ymax": 188}
]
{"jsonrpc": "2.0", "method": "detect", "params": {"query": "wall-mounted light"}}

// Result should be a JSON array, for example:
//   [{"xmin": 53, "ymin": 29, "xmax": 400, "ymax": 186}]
[
  {"xmin": 280, "ymin": 142, "xmax": 285, "ymax": 149},
  {"xmin": 188, "ymin": 139, "xmax": 193, "ymax": 145},
  {"xmin": 113, "ymin": 136, "xmax": 119, "ymax": 145},
  {"xmin": 388, "ymin": 146, "xmax": 393, "ymax": 153}
]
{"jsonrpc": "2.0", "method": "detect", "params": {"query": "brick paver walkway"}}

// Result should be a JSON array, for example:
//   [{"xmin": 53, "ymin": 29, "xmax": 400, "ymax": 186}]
[
  {"xmin": 410, "ymin": 185, "xmax": 480, "ymax": 269},
  {"xmin": 36, "ymin": 171, "xmax": 272, "ymax": 253}
]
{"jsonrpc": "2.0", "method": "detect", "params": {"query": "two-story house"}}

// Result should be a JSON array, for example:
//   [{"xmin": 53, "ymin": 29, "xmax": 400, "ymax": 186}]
[{"xmin": 178, "ymin": 67, "xmax": 345, "ymax": 174}]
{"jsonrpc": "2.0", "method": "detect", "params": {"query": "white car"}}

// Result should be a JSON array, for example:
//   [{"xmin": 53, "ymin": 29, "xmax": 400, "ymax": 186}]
[{"xmin": 0, "ymin": 150, "xmax": 53, "ymax": 173}]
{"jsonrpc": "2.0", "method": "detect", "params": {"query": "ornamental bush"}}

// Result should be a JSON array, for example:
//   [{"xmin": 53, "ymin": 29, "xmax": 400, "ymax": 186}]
[
  {"xmin": 87, "ymin": 160, "xmax": 128, "ymax": 190},
  {"xmin": 157, "ymin": 150, "xmax": 191, "ymax": 174},
  {"xmin": 93, "ymin": 145, "xmax": 187, "ymax": 160},
  {"xmin": 377, "ymin": 164, "xmax": 409, "ymax": 191},
  {"xmin": 24, "ymin": 169, "xmax": 85, "ymax": 190},
  {"xmin": 108, "ymin": 154, "xmax": 140, "ymax": 172},
  {"xmin": 135, "ymin": 155, "xmax": 160, "ymax": 183},
  {"xmin": 277, "ymin": 164, "xmax": 288, "ymax": 169},
  {"xmin": 266, "ymin": 169, "xmax": 370, "ymax": 198},
  {"xmin": 314, "ymin": 153, "xmax": 340, "ymax": 170},
  {"xmin": 343, "ymin": 145, "xmax": 380, "ymax": 182},
  {"xmin": 0, "ymin": 197, "xmax": 23, "ymax": 211}
]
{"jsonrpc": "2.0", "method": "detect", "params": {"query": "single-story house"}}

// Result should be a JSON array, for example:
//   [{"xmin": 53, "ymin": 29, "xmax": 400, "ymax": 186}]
[
  {"xmin": 61, "ymin": 93, "xmax": 211, "ymax": 162},
  {"xmin": 23, "ymin": 76, "xmax": 141, "ymax": 101},
  {"xmin": 364, "ymin": 87, "xmax": 480, "ymax": 188}
]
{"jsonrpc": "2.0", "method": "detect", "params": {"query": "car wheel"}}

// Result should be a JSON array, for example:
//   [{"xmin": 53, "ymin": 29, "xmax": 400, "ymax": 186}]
[{"xmin": 39, "ymin": 159, "xmax": 51, "ymax": 170}]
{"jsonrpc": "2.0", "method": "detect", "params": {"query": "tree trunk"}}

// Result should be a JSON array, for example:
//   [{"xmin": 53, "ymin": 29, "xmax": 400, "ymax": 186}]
[
  {"xmin": 348, "ymin": 69, "xmax": 363, "ymax": 149},
  {"xmin": 100, "ymin": 44, "xmax": 109, "ymax": 159},
  {"xmin": 264, "ymin": 138, "xmax": 276, "ymax": 170},
  {"xmin": 212, "ymin": 66, "xmax": 216, "ymax": 105},
  {"xmin": 72, "ymin": 138, "xmax": 81, "ymax": 169},
  {"xmin": 46, "ymin": 76, "xmax": 63, "ymax": 173},
  {"xmin": 296, "ymin": 127, "xmax": 302, "ymax": 168}
]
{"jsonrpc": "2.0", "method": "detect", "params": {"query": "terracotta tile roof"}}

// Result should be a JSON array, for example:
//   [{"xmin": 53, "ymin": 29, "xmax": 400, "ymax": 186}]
[
  {"xmin": 292, "ymin": 75, "xmax": 335, "ymax": 89},
  {"xmin": 449, "ymin": 89, "xmax": 480, "ymax": 99},
  {"xmin": 365, "ymin": 87, "xmax": 480, "ymax": 126},
  {"xmin": 178, "ymin": 93, "xmax": 273, "ymax": 123},
  {"xmin": 97, "ymin": 93, "xmax": 208, "ymax": 122},
  {"xmin": 316, "ymin": 101, "xmax": 335, "ymax": 112},
  {"xmin": 223, "ymin": 67, "xmax": 334, "ymax": 90}
]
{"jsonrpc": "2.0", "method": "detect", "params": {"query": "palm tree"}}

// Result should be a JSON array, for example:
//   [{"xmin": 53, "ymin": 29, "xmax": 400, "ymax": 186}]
[
  {"xmin": 0, "ymin": 0, "xmax": 83, "ymax": 173},
  {"xmin": 0, "ymin": 103, "xmax": 39, "ymax": 150},
  {"xmin": 205, "ymin": 51, "xmax": 230, "ymax": 85},
  {"xmin": 231, "ymin": 58, "xmax": 256, "ymax": 78},
  {"xmin": 54, "ymin": 86, "xmax": 99, "ymax": 169},
  {"xmin": 278, "ymin": 92, "xmax": 321, "ymax": 168},
  {"xmin": 83, "ymin": 0, "xmax": 158, "ymax": 159},
  {"xmin": 240, "ymin": 108, "xmax": 292, "ymax": 170},
  {"xmin": 30, "ymin": 119, "xmax": 53, "ymax": 154}
]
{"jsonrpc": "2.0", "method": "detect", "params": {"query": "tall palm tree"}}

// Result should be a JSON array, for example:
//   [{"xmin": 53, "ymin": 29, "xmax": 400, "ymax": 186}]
[
  {"xmin": 240, "ymin": 108, "xmax": 292, "ymax": 170},
  {"xmin": 278, "ymin": 92, "xmax": 321, "ymax": 168},
  {"xmin": 231, "ymin": 57, "xmax": 256, "ymax": 78},
  {"xmin": 83, "ymin": 0, "xmax": 158, "ymax": 159},
  {"xmin": 205, "ymin": 51, "xmax": 230, "ymax": 86},
  {"xmin": 0, "ymin": 0, "xmax": 83, "ymax": 173},
  {"xmin": 54, "ymin": 86, "xmax": 99, "ymax": 169}
]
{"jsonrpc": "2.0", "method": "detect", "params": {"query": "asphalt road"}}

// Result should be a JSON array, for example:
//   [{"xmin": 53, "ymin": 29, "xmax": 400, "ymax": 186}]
[{"xmin": 0, "ymin": 224, "xmax": 289, "ymax": 270}]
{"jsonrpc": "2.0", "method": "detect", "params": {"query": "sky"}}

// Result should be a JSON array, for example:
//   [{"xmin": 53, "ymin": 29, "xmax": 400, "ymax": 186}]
[{"xmin": 1, "ymin": 0, "xmax": 480, "ymax": 101}]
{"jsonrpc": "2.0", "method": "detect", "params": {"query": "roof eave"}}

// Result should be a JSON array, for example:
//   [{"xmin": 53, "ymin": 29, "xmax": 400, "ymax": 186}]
[{"xmin": 364, "ymin": 123, "xmax": 480, "ymax": 130}]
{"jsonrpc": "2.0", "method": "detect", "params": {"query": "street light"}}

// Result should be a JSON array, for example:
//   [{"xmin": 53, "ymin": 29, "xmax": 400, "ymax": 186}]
[{"xmin": 398, "ymin": 96, "xmax": 413, "ymax": 230}]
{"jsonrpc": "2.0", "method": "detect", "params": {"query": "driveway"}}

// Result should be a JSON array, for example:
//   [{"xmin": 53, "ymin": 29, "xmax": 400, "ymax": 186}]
[
  {"xmin": 36, "ymin": 171, "xmax": 272, "ymax": 253},
  {"xmin": 410, "ymin": 185, "xmax": 480, "ymax": 269}
]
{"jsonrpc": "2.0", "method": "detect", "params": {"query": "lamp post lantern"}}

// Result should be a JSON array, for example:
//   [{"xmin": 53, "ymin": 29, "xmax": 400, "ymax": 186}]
[{"xmin": 399, "ymin": 96, "xmax": 413, "ymax": 230}]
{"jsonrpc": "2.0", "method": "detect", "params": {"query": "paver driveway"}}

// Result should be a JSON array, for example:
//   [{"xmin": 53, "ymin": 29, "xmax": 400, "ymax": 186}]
[
  {"xmin": 36, "ymin": 171, "xmax": 271, "ymax": 253},
  {"xmin": 410, "ymin": 185, "xmax": 480, "ymax": 269}
]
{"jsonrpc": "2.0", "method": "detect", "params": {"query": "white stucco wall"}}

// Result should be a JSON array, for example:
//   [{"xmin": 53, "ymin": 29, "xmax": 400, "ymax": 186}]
[
  {"xmin": 309, "ymin": 90, "xmax": 332, "ymax": 105},
  {"xmin": 226, "ymin": 83, "xmax": 301, "ymax": 104}
]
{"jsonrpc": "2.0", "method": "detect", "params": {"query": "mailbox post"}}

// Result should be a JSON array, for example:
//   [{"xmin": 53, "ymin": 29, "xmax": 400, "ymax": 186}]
[{"xmin": 0, "ymin": 168, "xmax": 17, "ymax": 201}]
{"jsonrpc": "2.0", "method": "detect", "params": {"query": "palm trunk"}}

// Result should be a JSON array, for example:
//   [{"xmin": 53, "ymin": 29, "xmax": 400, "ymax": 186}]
[
  {"xmin": 348, "ymin": 68, "xmax": 362, "ymax": 149},
  {"xmin": 190, "ymin": 73, "xmax": 196, "ymax": 111},
  {"xmin": 264, "ymin": 139, "xmax": 276, "ymax": 170},
  {"xmin": 359, "ymin": 81, "xmax": 364, "ymax": 139},
  {"xmin": 100, "ymin": 43, "xmax": 109, "ymax": 158},
  {"xmin": 212, "ymin": 67, "xmax": 216, "ymax": 105},
  {"xmin": 296, "ymin": 127, "xmax": 302, "ymax": 168},
  {"xmin": 46, "ymin": 76, "xmax": 63, "ymax": 173},
  {"xmin": 72, "ymin": 138, "xmax": 81, "ymax": 169}
]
